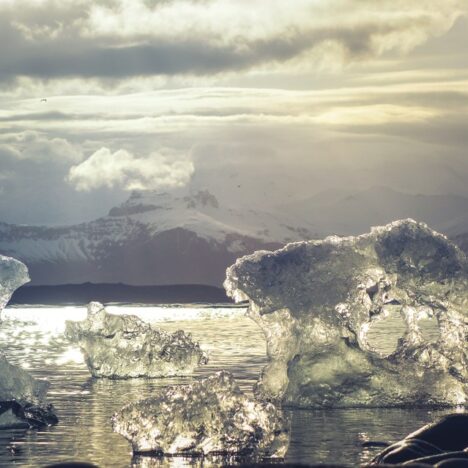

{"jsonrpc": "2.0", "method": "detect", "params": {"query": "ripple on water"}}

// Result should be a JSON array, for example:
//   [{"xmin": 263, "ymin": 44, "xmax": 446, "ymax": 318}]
[{"xmin": 0, "ymin": 305, "xmax": 458, "ymax": 467}]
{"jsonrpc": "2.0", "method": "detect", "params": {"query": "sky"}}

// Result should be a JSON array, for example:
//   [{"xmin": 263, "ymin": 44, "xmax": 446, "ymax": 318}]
[{"xmin": 0, "ymin": 0, "xmax": 467, "ymax": 225}]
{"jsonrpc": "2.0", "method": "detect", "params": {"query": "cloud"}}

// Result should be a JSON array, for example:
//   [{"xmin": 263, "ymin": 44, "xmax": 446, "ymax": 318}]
[
  {"xmin": 67, "ymin": 147, "xmax": 194, "ymax": 191},
  {"xmin": 0, "ymin": 131, "xmax": 81, "ymax": 164},
  {"xmin": 0, "ymin": 132, "xmax": 121, "ymax": 225},
  {"xmin": 0, "ymin": 0, "xmax": 465, "ymax": 82},
  {"xmin": 0, "ymin": 1, "xmax": 467, "ymax": 227}
]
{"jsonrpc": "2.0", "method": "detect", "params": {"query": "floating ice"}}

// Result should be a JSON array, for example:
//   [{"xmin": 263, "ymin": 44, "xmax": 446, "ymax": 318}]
[
  {"xmin": 0, "ymin": 254, "xmax": 57, "ymax": 429},
  {"xmin": 65, "ymin": 302, "xmax": 208, "ymax": 378},
  {"xmin": 0, "ymin": 354, "xmax": 48, "ymax": 405},
  {"xmin": 0, "ymin": 253, "xmax": 29, "ymax": 315},
  {"xmin": 224, "ymin": 219, "xmax": 468, "ymax": 408},
  {"xmin": 112, "ymin": 371, "xmax": 289, "ymax": 458}
]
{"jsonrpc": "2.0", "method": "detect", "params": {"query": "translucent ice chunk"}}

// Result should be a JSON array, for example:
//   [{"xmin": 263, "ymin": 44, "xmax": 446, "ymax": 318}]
[
  {"xmin": 112, "ymin": 371, "xmax": 289, "ymax": 458},
  {"xmin": 225, "ymin": 220, "xmax": 468, "ymax": 408},
  {"xmin": 0, "ymin": 255, "xmax": 57, "ymax": 428},
  {"xmin": 0, "ymin": 254, "xmax": 29, "ymax": 314},
  {"xmin": 65, "ymin": 302, "xmax": 208, "ymax": 378}
]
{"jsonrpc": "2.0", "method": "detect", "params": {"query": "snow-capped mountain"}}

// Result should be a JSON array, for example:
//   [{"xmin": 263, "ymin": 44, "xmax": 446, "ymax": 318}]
[
  {"xmin": 0, "ymin": 186, "xmax": 467, "ymax": 287},
  {"xmin": 0, "ymin": 189, "xmax": 315, "ymax": 286}
]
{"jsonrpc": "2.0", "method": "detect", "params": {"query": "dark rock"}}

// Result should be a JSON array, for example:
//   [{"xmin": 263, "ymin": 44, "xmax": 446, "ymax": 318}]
[
  {"xmin": 0, "ymin": 401, "xmax": 58, "ymax": 429},
  {"xmin": 373, "ymin": 414, "xmax": 468, "ymax": 465}
]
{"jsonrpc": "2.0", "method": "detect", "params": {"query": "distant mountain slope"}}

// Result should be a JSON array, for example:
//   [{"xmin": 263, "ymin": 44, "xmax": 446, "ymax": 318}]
[
  {"xmin": 0, "ymin": 186, "xmax": 466, "ymax": 287},
  {"xmin": 285, "ymin": 186, "xmax": 468, "ymax": 236},
  {"xmin": 0, "ymin": 190, "xmax": 309, "ymax": 286}
]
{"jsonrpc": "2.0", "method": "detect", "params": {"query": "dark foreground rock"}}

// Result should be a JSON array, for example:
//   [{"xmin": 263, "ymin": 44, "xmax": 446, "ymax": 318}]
[
  {"xmin": 225, "ymin": 219, "xmax": 468, "ymax": 408},
  {"xmin": 65, "ymin": 302, "xmax": 208, "ymax": 378},
  {"xmin": 372, "ymin": 413, "xmax": 468, "ymax": 465},
  {"xmin": 112, "ymin": 371, "xmax": 289, "ymax": 458},
  {"xmin": 0, "ymin": 401, "xmax": 58, "ymax": 429}
]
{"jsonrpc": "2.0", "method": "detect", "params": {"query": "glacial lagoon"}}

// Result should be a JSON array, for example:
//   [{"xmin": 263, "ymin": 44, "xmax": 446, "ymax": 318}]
[{"xmin": 0, "ymin": 304, "xmax": 459, "ymax": 467}]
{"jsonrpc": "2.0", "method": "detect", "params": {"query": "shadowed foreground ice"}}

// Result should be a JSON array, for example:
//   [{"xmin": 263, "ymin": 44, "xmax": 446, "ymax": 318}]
[
  {"xmin": 225, "ymin": 219, "xmax": 468, "ymax": 408},
  {"xmin": 0, "ymin": 254, "xmax": 57, "ymax": 429},
  {"xmin": 65, "ymin": 302, "xmax": 208, "ymax": 378},
  {"xmin": 112, "ymin": 370, "xmax": 289, "ymax": 459}
]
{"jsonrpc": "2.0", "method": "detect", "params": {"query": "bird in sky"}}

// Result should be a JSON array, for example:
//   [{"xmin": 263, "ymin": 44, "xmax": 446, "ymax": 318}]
[{"xmin": 40, "ymin": 98, "xmax": 47, "ymax": 103}]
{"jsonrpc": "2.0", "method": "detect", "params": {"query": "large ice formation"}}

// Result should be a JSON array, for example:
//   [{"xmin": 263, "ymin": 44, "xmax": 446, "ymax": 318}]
[
  {"xmin": 224, "ymin": 219, "xmax": 468, "ymax": 408},
  {"xmin": 0, "ymin": 255, "xmax": 57, "ymax": 429},
  {"xmin": 65, "ymin": 302, "xmax": 208, "ymax": 378},
  {"xmin": 112, "ymin": 371, "xmax": 289, "ymax": 458},
  {"xmin": 0, "ymin": 253, "xmax": 29, "ymax": 314}
]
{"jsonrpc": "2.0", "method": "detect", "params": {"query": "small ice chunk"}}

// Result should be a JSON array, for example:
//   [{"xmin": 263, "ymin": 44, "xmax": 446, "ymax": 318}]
[
  {"xmin": 0, "ymin": 255, "xmax": 57, "ymax": 429},
  {"xmin": 65, "ymin": 302, "xmax": 208, "ymax": 378},
  {"xmin": 0, "ymin": 354, "xmax": 48, "ymax": 404},
  {"xmin": 0, "ymin": 254, "xmax": 29, "ymax": 315},
  {"xmin": 112, "ymin": 371, "xmax": 289, "ymax": 458}
]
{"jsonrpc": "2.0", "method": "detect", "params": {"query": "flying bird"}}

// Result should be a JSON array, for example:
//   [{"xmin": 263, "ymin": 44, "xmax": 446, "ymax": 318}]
[{"xmin": 40, "ymin": 98, "xmax": 47, "ymax": 103}]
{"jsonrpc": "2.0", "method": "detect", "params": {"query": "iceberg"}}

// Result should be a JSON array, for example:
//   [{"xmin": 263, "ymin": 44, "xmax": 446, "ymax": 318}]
[
  {"xmin": 0, "ymin": 354, "xmax": 48, "ymax": 405},
  {"xmin": 0, "ymin": 254, "xmax": 57, "ymax": 429},
  {"xmin": 65, "ymin": 302, "xmax": 208, "ymax": 378},
  {"xmin": 0, "ymin": 253, "xmax": 29, "ymax": 316},
  {"xmin": 224, "ymin": 219, "xmax": 468, "ymax": 408},
  {"xmin": 112, "ymin": 371, "xmax": 289, "ymax": 458}
]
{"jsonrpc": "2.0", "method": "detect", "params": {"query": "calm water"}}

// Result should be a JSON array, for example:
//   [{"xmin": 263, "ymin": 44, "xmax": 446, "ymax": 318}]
[{"xmin": 0, "ymin": 305, "xmax": 461, "ymax": 467}]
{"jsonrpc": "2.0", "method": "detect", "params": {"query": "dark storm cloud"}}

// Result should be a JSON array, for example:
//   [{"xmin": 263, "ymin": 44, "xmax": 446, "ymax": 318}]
[{"xmin": 0, "ymin": 6, "xmax": 450, "ymax": 81}]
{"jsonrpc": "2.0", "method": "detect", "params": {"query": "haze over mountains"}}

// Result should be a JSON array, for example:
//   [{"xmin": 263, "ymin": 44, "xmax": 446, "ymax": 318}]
[
  {"xmin": 0, "ymin": 185, "xmax": 467, "ymax": 287},
  {"xmin": 287, "ymin": 186, "xmax": 468, "ymax": 237}
]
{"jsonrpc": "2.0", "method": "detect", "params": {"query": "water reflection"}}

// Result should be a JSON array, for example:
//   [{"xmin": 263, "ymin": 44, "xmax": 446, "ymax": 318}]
[
  {"xmin": 0, "ymin": 305, "xmax": 266, "ymax": 467},
  {"xmin": 286, "ymin": 408, "xmax": 455, "ymax": 466},
  {"xmin": 0, "ymin": 305, "xmax": 460, "ymax": 467}
]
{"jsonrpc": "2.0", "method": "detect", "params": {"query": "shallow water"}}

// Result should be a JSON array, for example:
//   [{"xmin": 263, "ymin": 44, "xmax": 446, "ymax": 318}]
[{"xmin": 0, "ymin": 305, "xmax": 462, "ymax": 467}]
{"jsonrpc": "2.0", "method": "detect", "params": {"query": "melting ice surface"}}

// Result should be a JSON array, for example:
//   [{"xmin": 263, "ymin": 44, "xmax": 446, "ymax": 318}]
[
  {"xmin": 0, "ymin": 253, "xmax": 29, "ymax": 313},
  {"xmin": 225, "ymin": 220, "xmax": 468, "ymax": 408},
  {"xmin": 0, "ymin": 303, "xmax": 462, "ymax": 467},
  {"xmin": 65, "ymin": 302, "xmax": 208, "ymax": 379}
]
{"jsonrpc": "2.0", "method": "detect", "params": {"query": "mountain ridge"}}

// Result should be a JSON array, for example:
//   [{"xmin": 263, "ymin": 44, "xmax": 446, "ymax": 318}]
[
  {"xmin": 0, "ymin": 186, "xmax": 467, "ymax": 287},
  {"xmin": 9, "ymin": 282, "xmax": 231, "ymax": 305}
]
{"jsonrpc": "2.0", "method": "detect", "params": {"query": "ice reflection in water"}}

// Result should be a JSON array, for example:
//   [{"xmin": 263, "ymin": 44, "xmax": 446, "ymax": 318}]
[{"xmin": 0, "ymin": 305, "xmax": 457, "ymax": 467}]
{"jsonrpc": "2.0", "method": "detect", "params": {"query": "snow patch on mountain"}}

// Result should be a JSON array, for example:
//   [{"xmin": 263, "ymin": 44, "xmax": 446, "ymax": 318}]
[{"xmin": 107, "ymin": 189, "xmax": 315, "ymax": 245}]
